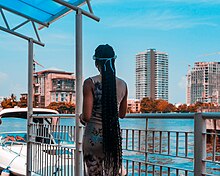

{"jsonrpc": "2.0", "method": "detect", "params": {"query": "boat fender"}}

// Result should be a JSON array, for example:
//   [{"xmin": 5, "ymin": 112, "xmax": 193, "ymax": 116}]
[{"xmin": 1, "ymin": 167, "xmax": 10, "ymax": 176}]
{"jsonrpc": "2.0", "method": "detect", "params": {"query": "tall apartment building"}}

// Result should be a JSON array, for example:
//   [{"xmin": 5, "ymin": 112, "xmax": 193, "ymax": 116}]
[
  {"xmin": 186, "ymin": 62, "xmax": 220, "ymax": 104},
  {"xmin": 33, "ymin": 70, "xmax": 76, "ymax": 107},
  {"xmin": 136, "ymin": 49, "xmax": 168, "ymax": 101}
]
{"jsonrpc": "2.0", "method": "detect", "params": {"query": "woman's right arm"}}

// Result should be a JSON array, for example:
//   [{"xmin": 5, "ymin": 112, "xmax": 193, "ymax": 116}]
[
  {"xmin": 118, "ymin": 83, "xmax": 128, "ymax": 118},
  {"xmin": 81, "ymin": 78, "xmax": 94, "ymax": 123}
]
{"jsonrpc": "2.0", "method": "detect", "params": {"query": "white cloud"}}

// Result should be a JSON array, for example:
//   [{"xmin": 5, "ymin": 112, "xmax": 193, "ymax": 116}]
[
  {"xmin": 46, "ymin": 67, "xmax": 65, "ymax": 71},
  {"xmin": 105, "ymin": 10, "xmax": 217, "ymax": 30}
]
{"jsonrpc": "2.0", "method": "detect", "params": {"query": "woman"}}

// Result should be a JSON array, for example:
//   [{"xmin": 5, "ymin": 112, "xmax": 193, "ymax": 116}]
[{"xmin": 80, "ymin": 44, "xmax": 127, "ymax": 176}]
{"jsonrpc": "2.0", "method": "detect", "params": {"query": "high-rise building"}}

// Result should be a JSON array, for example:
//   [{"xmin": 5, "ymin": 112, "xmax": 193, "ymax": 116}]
[
  {"xmin": 33, "ymin": 70, "xmax": 76, "ymax": 107},
  {"xmin": 136, "ymin": 49, "xmax": 168, "ymax": 101},
  {"xmin": 186, "ymin": 62, "xmax": 220, "ymax": 105}
]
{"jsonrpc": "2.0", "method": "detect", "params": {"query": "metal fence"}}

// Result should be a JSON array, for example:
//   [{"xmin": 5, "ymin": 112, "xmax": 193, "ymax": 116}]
[
  {"xmin": 123, "ymin": 113, "xmax": 220, "ymax": 176},
  {"xmin": 29, "ymin": 113, "xmax": 220, "ymax": 176},
  {"xmin": 30, "ymin": 114, "xmax": 76, "ymax": 176}
]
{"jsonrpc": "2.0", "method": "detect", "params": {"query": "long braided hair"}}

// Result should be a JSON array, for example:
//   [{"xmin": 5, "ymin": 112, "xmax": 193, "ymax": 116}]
[{"xmin": 94, "ymin": 44, "xmax": 122, "ymax": 175}]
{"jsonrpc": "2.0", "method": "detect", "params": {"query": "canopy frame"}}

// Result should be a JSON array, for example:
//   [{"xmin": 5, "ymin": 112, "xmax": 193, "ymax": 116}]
[
  {"xmin": 0, "ymin": 1, "xmax": 100, "ymax": 176},
  {"xmin": 0, "ymin": 7, "xmax": 45, "ymax": 46}
]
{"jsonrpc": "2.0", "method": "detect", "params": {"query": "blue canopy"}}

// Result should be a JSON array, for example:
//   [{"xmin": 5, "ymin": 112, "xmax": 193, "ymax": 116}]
[{"xmin": 0, "ymin": 0, "xmax": 86, "ymax": 26}]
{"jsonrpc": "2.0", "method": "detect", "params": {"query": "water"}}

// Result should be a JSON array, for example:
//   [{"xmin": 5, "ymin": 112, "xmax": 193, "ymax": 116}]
[
  {"xmin": 0, "ymin": 118, "xmax": 194, "ymax": 132},
  {"xmin": 0, "ymin": 117, "xmax": 219, "ymax": 175}
]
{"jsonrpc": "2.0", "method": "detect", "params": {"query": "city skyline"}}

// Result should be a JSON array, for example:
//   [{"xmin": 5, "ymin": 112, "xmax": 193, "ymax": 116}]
[{"xmin": 1, "ymin": 1, "xmax": 220, "ymax": 104}]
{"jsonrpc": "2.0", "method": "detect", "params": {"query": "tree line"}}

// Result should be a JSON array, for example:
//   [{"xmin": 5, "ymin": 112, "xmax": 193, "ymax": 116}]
[
  {"xmin": 140, "ymin": 97, "xmax": 218, "ymax": 113},
  {"xmin": 0, "ymin": 94, "xmax": 75, "ymax": 114},
  {"xmin": 1, "ymin": 94, "xmax": 218, "ymax": 114}
]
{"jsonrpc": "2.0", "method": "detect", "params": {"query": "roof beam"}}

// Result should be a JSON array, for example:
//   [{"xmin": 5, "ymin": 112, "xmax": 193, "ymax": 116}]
[
  {"xmin": 0, "ymin": 25, "xmax": 44, "ymax": 46},
  {"xmin": 11, "ymin": 19, "xmax": 30, "ymax": 31},
  {"xmin": 86, "ymin": 0, "xmax": 93, "ymax": 14},
  {"xmin": 53, "ymin": 0, "xmax": 100, "ymax": 22},
  {"xmin": 0, "ymin": 8, "xmax": 10, "ymax": 29}
]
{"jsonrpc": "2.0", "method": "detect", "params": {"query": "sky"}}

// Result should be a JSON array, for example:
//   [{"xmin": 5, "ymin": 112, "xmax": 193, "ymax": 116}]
[{"xmin": 1, "ymin": 0, "xmax": 220, "ymax": 104}]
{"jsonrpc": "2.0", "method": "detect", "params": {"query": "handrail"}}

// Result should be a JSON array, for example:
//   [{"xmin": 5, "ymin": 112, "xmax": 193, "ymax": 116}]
[
  {"xmin": 32, "ymin": 114, "xmax": 75, "ymax": 118},
  {"xmin": 126, "ymin": 112, "xmax": 195, "ymax": 119},
  {"xmin": 32, "ymin": 112, "xmax": 220, "ymax": 119}
]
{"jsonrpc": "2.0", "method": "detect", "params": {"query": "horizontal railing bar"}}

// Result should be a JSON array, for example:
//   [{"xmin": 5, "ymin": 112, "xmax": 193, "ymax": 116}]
[
  {"xmin": 32, "ymin": 114, "xmax": 75, "ymax": 118},
  {"xmin": 122, "ymin": 128, "xmax": 193, "ymax": 133},
  {"xmin": 32, "ymin": 112, "xmax": 220, "ymax": 119},
  {"xmin": 123, "ymin": 149, "xmax": 194, "ymax": 160},
  {"xmin": 147, "ymin": 129, "xmax": 193, "ymax": 133},
  {"xmin": 203, "ymin": 159, "xmax": 220, "ymax": 164},
  {"xmin": 202, "ymin": 173, "xmax": 216, "ymax": 176},
  {"xmin": 123, "ymin": 158, "xmax": 194, "ymax": 172},
  {"xmin": 126, "ymin": 113, "xmax": 195, "ymax": 119},
  {"xmin": 205, "ymin": 132, "xmax": 220, "ymax": 135},
  {"xmin": 126, "ymin": 112, "xmax": 220, "ymax": 119},
  {"xmin": 32, "ymin": 141, "xmax": 75, "ymax": 148},
  {"xmin": 200, "ymin": 113, "xmax": 220, "ymax": 119},
  {"xmin": 203, "ymin": 132, "xmax": 220, "ymax": 137}
]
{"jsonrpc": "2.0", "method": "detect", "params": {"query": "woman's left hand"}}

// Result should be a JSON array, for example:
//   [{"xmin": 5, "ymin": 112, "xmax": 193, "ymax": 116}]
[{"xmin": 79, "ymin": 114, "xmax": 86, "ymax": 126}]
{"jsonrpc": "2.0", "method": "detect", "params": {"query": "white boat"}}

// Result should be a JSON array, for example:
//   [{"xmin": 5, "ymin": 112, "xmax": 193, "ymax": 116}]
[{"xmin": 0, "ymin": 108, "xmax": 75, "ymax": 176}]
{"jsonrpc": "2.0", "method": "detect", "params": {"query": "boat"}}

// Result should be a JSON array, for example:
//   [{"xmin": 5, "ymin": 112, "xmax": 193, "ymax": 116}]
[{"xmin": 0, "ymin": 108, "xmax": 75, "ymax": 176}]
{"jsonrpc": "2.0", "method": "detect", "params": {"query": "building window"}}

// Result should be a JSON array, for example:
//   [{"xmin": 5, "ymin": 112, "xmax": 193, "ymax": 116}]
[
  {"xmin": 61, "ymin": 93, "xmax": 65, "ymax": 102},
  {"xmin": 56, "ymin": 93, "xmax": 59, "ymax": 102}
]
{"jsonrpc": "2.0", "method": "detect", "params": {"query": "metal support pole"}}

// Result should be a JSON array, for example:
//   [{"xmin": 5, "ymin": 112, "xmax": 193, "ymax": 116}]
[
  {"xmin": 26, "ymin": 38, "xmax": 34, "ymax": 176},
  {"xmin": 75, "ymin": 9, "xmax": 83, "ymax": 176},
  {"xmin": 145, "ymin": 117, "xmax": 149, "ymax": 174},
  {"xmin": 194, "ymin": 113, "xmax": 206, "ymax": 175}
]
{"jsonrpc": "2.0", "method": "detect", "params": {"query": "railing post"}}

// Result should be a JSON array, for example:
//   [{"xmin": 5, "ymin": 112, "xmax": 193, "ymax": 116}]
[
  {"xmin": 75, "ymin": 8, "xmax": 83, "ymax": 176},
  {"xmin": 194, "ymin": 113, "xmax": 206, "ymax": 175},
  {"xmin": 27, "ymin": 38, "xmax": 34, "ymax": 176},
  {"xmin": 145, "ymin": 117, "xmax": 149, "ymax": 174}
]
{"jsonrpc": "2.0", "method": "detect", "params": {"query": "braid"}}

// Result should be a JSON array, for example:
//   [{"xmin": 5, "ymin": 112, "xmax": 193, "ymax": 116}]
[
  {"xmin": 94, "ymin": 44, "xmax": 122, "ymax": 175},
  {"xmin": 101, "ymin": 60, "xmax": 122, "ymax": 175}
]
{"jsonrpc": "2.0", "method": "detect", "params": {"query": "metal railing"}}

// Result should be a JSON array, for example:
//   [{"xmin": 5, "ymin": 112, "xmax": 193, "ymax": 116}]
[
  {"xmin": 30, "ymin": 114, "xmax": 76, "ymax": 176},
  {"xmin": 122, "ymin": 113, "xmax": 220, "ymax": 176},
  {"xmin": 28, "ymin": 113, "xmax": 220, "ymax": 176}
]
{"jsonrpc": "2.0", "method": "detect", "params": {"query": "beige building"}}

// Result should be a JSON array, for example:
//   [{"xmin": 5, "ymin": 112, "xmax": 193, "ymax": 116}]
[
  {"xmin": 33, "ymin": 70, "xmax": 76, "ymax": 107},
  {"xmin": 186, "ymin": 62, "xmax": 220, "ymax": 105},
  {"xmin": 127, "ymin": 99, "xmax": 141, "ymax": 113}
]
